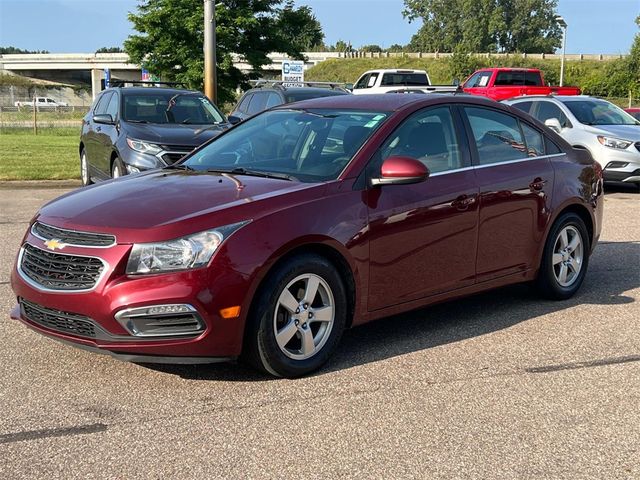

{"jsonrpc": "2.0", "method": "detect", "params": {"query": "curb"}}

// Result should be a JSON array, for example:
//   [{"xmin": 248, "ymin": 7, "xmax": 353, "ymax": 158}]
[{"xmin": 0, "ymin": 180, "xmax": 81, "ymax": 189}]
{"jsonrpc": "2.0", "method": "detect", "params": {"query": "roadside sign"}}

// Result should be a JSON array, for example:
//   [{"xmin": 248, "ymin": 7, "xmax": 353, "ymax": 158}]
[
  {"xmin": 282, "ymin": 60, "xmax": 304, "ymax": 87},
  {"xmin": 104, "ymin": 68, "xmax": 111, "ymax": 88},
  {"xmin": 141, "ymin": 69, "xmax": 150, "ymax": 81}
]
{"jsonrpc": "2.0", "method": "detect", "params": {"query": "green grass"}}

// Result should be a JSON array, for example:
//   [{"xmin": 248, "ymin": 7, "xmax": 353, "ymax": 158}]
[{"xmin": 0, "ymin": 129, "xmax": 80, "ymax": 180}]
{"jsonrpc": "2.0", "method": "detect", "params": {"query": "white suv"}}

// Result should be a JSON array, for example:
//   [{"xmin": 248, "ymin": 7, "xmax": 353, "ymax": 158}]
[{"xmin": 505, "ymin": 95, "xmax": 640, "ymax": 190}]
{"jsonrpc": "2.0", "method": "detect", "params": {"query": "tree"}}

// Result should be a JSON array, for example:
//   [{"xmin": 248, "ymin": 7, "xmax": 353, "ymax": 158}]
[
  {"xmin": 124, "ymin": 0, "xmax": 324, "ymax": 104},
  {"xmin": 628, "ymin": 15, "xmax": 640, "ymax": 97},
  {"xmin": 0, "ymin": 46, "xmax": 49, "ymax": 54},
  {"xmin": 333, "ymin": 40, "xmax": 350, "ymax": 52},
  {"xmin": 360, "ymin": 44, "xmax": 383, "ymax": 53},
  {"xmin": 96, "ymin": 47, "xmax": 123, "ymax": 53},
  {"xmin": 403, "ymin": 0, "xmax": 562, "ymax": 53},
  {"xmin": 387, "ymin": 44, "xmax": 405, "ymax": 52}
]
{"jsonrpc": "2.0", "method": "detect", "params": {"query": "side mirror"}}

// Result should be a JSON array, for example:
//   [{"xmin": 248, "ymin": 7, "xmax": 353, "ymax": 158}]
[
  {"xmin": 452, "ymin": 78, "xmax": 460, "ymax": 87},
  {"xmin": 228, "ymin": 115, "xmax": 242, "ymax": 125},
  {"xmin": 544, "ymin": 118, "xmax": 563, "ymax": 133},
  {"xmin": 93, "ymin": 113, "xmax": 114, "ymax": 125},
  {"xmin": 371, "ymin": 156, "xmax": 430, "ymax": 186},
  {"xmin": 344, "ymin": 83, "xmax": 354, "ymax": 91}
]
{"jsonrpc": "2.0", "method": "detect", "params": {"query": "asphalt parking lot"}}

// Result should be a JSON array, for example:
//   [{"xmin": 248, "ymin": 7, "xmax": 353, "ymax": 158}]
[{"xmin": 0, "ymin": 183, "xmax": 638, "ymax": 479}]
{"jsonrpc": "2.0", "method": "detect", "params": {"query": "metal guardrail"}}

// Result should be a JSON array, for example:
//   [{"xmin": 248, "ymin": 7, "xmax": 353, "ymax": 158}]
[{"xmin": 0, "ymin": 105, "xmax": 90, "ymax": 112}]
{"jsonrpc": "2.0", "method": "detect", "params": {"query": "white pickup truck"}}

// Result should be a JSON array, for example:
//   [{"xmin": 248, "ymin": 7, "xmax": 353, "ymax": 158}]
[
  {"xmin": 14, "ymin": 97, "xmax": 68, "ymax": 108},
  {"xmin": 351, "ymin": 69, "xmax": 457, "ymax": 95}
]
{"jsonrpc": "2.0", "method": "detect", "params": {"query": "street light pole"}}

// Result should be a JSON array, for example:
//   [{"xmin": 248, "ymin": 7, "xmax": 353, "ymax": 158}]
[
  {"xmin": 556, "ymin": 15, "xmax": 568, "ymax": 87},
  {"xmin": 204, "ymin": 0, "xmax": 217, "ymax": 103}
]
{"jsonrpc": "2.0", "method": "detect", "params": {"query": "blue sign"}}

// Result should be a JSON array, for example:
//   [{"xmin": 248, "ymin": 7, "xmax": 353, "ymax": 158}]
[{"xmin": 104, "ymin": 68, "xmax": 111, "ymax": 88}]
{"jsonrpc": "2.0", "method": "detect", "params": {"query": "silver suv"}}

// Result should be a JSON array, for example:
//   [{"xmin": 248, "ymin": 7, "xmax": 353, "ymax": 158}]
[{"xmin": 505, "ymin": 95, "xmax": 640, "ymax": 190}]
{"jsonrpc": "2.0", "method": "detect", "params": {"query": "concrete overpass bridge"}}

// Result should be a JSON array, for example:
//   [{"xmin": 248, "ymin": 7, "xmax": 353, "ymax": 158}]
[{"xmin": 0, "ymin": 52, "xmax": 342, "ymax": 99}]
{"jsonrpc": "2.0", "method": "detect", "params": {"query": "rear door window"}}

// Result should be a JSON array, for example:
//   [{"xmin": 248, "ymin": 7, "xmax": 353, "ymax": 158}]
[
  {"xmin": 464, "ymin": 107, "xmax": 528, "ymax": 165},
  {"xmin": 511, "ymin": 101, "xmax": 534, "ymax": 114}
]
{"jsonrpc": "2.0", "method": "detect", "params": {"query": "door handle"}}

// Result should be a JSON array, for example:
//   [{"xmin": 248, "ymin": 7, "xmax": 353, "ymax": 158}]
[
  {"xmin": 452, "ymin": 194, "xmax": 476, "ymax": 211},
  {"xmin": 529, "ymin": 177, "xmax": 547, "ymax": 191}
]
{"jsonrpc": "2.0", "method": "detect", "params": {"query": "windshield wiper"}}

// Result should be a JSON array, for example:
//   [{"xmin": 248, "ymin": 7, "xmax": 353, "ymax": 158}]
[{"xmin": 207, "ymin": 167, "xmax": 297, "ymax": 181}]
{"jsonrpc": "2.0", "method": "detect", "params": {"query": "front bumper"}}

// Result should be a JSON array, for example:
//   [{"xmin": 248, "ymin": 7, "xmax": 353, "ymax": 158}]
[
  {"xmin": 10, "ymin": 231, "xmax": 251, "ymax": 361},
  {"xmin": 597, "ymin": 145, "xmax": 640, "ymax": 184}
]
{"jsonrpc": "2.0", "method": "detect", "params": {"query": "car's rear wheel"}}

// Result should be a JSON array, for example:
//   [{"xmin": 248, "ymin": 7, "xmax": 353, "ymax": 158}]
[
  {"xmin": 536, "ymin": 212, "xmax": 590, "ymax": 300},
  {"xmin": 244, "ymin": 254, "xmax": 348, "ymax": 378},
  {"xmin": 80, "ymin": 148, "xmax": 92, "ymax": 186},
  {"xmin": 111, "ymin": 156, "xmax": 125, "ymax": 179}
]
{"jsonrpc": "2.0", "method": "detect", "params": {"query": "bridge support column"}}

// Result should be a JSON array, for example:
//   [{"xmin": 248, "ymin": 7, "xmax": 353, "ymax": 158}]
[{"xmin": 91, "ymin": 69, "xmax": 103, "ymax": 100}]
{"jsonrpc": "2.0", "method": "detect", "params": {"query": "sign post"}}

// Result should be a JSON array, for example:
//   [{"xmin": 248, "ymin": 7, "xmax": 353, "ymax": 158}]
[
  {"xmin": 103, "ymin": 68, "xmax": 111, "ymax": 89},
  {"xmin": 282, "ymin": 60, "xmax": 305, "ymax": 87}
]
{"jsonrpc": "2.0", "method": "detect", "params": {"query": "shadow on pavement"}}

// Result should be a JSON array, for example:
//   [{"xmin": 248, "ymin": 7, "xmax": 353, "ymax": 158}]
[{"xmin": 147, "ymin": 240, "xmax": 639, "ymax": 381}]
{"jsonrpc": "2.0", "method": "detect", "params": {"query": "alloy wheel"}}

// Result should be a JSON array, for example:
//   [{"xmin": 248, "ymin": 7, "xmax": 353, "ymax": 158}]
[
  {"xmin": 273, "ymin": 273, "xmax": 335, "ymax": 360},
  {"xmin": 552, "ymin": 225, "xmax": 584, "ymax": 287}
]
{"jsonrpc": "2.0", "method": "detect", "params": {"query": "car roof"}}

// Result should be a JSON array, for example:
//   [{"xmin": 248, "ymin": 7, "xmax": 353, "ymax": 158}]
[
  {"xmin": 249, "ymin": 87, "xmax": 347, "ymax": 96},
  {"xmin": 107, "ymin": 87, "xmax": 202, "ymax": 96},
  {"xmin": 277, "ymin": 92, "xmax": 501, "ymax": 112}
]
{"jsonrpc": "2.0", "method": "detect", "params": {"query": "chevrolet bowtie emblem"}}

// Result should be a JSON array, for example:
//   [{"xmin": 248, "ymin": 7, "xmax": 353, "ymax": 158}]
[{"xmin": 44, "ymin": 239, "xmax": 67, "ymax": 251}]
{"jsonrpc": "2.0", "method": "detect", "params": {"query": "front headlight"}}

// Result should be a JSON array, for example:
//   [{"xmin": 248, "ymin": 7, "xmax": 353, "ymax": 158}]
[
  {"xmin": 597, "ymin": 136, "xmax": 632, "ymax": 150},
  {"xmin": 126, "ymin": 222, "xmax": 249, "ymax": 274},
  {"xmin": 126, "ymin": 138, "xmax": 163, "ymax": 155}
]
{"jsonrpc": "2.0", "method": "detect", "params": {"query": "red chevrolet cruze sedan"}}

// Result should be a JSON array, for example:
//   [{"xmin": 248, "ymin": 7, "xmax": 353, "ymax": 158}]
[{"xmin": 10, "ymin": 94, "xmax": 603, "ymax": 377}]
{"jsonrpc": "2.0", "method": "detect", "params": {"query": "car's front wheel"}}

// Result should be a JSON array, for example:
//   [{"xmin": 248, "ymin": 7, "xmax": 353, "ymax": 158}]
[
  {"xmin": 111, "ymin": 156, "xmax": 125, "ymax": 179},
  {"xmin": 244, "ymin": 254, "xmax": 348, "ymax": 378},
  {"xmin": 536, "ymin": 212, "xmax": 590, "ymax": 300}
]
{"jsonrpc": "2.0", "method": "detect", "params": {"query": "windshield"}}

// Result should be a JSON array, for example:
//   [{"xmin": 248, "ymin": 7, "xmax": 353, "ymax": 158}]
[
  {"xmin": 122, "ymin": 92, "xmax": 226, "ymax": 125},
  {"xmin": 563, "ymin": 100, "xmax": 640, "ymax": 126},
  {"xmin": 183, "ymin": 108, "xmax": 389, "ymax": 182}
]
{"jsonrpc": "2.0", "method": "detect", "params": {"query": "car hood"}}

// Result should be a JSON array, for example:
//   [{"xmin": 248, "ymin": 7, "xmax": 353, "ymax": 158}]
[
  {"xmin": 585, "ymin": 124, "xmax": 640, "ymax": 141},
  {"xmin": 36, "ymin": 171, "xmax": 322, "ymax": 244},
  {"xmin": 124, "ymin": 122, "xmax": 229, "ymax": 147}
]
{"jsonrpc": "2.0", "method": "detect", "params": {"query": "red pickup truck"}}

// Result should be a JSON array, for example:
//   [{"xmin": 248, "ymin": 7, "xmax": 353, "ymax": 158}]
[{"xmin": 462, "ymin": 68, "xmax": 581, "ymax": 101}]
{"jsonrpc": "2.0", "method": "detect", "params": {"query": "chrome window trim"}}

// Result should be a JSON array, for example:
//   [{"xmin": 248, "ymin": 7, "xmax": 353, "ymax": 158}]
[
  {"xmin": 31, "ymin": 221, "xmax": 117, "ymax": 249},
  {"xmin": 17, "ymin": 243, "xmax": 111, "ymax": 294},
  {"xmin": 428, "ymin": 153, "xmax": 566, "ymax": 177}
]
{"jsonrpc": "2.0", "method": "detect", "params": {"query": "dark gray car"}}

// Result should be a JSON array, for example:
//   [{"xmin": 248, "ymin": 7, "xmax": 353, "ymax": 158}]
[
  {"xmin": 228, "ymin": 83, "xmax": 350, "ymax": 124},
  {"xmin": 79, "ymin": 86, "xmax": 229, "ymax": 185}
]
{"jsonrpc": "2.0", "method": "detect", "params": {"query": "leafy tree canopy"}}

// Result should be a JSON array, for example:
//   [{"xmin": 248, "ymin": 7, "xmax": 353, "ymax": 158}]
[
  {"xmin": 360, "ymin": 44, "xmax": 383, "ymax": 53},
  {"xmin": 404, "ymin": 0, "xmax": 562, "ymax": 54},
  {"xmin": 0, "ymin": 46, "xmax": 49, "ymax": 54},
  {"xmin": 124, "ymin": 0, "xmax": 324, "ymax": 104},
  {"xmin": 96, "ymin": 47, "xmax": 124, "ymax": 53}
]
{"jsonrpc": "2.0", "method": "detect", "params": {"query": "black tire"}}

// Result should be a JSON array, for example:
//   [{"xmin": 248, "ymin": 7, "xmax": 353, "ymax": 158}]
[
  {"xmin": 80, "ymin": 148, "xmax": 93, "ymax": 186},
  {"xmin": 536, "ymin": 212, "xmax": 590, "ymax": 300},
  {"xmin": 243, "ymin": 254, "xmax": 348, "ymax": 378},
  {"xmin": 111, "ymin": 156, "xmax": 126, "ymax": 179}
]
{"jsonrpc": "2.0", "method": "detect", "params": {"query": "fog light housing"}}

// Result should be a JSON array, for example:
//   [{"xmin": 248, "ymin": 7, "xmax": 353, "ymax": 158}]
[
  {"xmin": 126, "ymin": 164, "xmax": 141, "ymax": 174},
  {"xmin": 115, "ymin": 304, "xmax": 205, "ymax": 337}
]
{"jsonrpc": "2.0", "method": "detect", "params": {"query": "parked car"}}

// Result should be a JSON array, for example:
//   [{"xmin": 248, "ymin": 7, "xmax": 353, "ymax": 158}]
[
  {"xmin": 228, "ymin": 81, "xmax": 349, "ymax": 123},
  {"xmin": 506, "ymin": 95, "xmax": 640, "ymax": 189},
  {"xmin": 625, "ymin": 108, "xmax": 640, "ymax": 121},
  {"xmin": 462, "ymin": 68, "xmax": 581, "ymax": 101},
  {"xmin": 352, "ymin": 69, "xmax": 457, "ymax": 95},
  {"xmin": 79, "ymin": 86, "xmax": 229, "ymax": 185},
  {"xmin": 11, "ymin": 94, "xmax": 603, "ymax": 378},
  {"xmin": 14, "ymin": 96, "xmax": 68, "ymax": 108}
]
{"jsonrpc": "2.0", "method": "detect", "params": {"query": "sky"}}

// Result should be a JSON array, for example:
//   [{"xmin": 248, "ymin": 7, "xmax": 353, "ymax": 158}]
[{"xmin": 0, "ymin": 0, "xmax": 638, "ymax": 54}]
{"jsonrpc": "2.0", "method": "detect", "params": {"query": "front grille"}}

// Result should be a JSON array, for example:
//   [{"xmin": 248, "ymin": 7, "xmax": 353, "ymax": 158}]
[
  {"xmin": 19, "ymin": 298, "xmax": 96, "ymax": 338},
  {"xmin": 20, "ymin": 243, "xmax": 105, "ymax": 291},
  {"xmin": 32, "ymin": 222, "xmax": 116, "ymax": 247}
]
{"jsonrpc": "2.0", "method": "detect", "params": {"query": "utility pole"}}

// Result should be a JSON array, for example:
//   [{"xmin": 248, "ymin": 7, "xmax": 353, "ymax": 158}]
[{"xmin": 204, "ymin": 0, "xmax": 217, "ymax": 104}]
